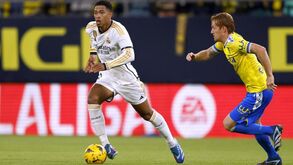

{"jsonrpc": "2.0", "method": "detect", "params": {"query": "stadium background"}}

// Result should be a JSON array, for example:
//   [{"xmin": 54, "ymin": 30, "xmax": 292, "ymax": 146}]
[{"xmin": 1, "ymin": 0, "xmax": 293, "ymax": 139}]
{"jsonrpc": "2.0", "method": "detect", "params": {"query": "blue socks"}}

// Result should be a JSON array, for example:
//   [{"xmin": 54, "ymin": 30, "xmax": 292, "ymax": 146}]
[
  {"xmin": 232, "ymin": 123, "xmax": 273, "ymax": 135},
  {"xmin": 255, "ymin": 135, "xmax": 279, "ymax": 160},
  {"xmin": 232, "ymin": 123, "xmax": 280, "ymax": 160}
]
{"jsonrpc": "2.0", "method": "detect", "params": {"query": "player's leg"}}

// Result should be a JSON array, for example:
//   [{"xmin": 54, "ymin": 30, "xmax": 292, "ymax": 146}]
[
  {"xmin": 132, "ymin": 100, "xmax": 184, "ymax": 163},
  {"xmin": 223, "ymin": 90, "xmax": 282, "ymax": 164},
  {"xmin": 226, "ymin": 116, "xmax": 283, "ymax": 149},
  {"xmin": 224, "ymin": 90, "xmax": 275, "ymax": 135},
  {"xmin": 132, "ymin": 100, "xmax": 177, "ymax": 146},
  {"xmin": 117, "ymin": 79, "xmax": 184, "ymax": 163},
  {"xmin": 88, "ymin": 83, "xmax": 117, "ymax": 159},
  {"xmin": 225, "ymin": 111, "xmax": 282, "ymax": 164},
  {"xmin": 117, "ymin": 80, "xmax": 177, "ymax": 146},
  {"xmin": 223, "ymin": 114, "xmax": 274, "ymax": 135},
  {"xmin": 227, "ymin": 90, "xmax": 283, "ymax": 151},
  {"xmin": 255, "ymin": 119, "xmax": 282, "ymax": 165}
]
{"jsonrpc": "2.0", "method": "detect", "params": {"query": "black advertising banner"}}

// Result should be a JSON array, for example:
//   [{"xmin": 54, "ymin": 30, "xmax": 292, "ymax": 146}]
[{"xmin": 1, "ymin": 16, "xmax": 293, "ymax": 84}]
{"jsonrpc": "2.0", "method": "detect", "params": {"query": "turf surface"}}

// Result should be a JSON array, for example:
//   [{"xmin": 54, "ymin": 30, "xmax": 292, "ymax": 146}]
[{"xmin": 0, "ymin": 136, "xmax": 292, "ymax": 165}]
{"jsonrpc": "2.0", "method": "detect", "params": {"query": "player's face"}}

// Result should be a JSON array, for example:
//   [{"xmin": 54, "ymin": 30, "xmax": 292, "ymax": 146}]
[
  {"xmin": 211, "ymin": 21, "xmax": 224, "ymax": 42},
  {"xmin": 94, "ymin": 5, "xmax": 112, "ymax": 28}
]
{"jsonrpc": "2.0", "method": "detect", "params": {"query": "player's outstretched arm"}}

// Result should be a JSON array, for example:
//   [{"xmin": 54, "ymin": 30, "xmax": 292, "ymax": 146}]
[
  {"xmin": 250, "ymin": 43, "xmax": 277, "ymax": 91},
  {"xmin": 186, "ymin": 47, "xmax": 216, "ymax": 62}
]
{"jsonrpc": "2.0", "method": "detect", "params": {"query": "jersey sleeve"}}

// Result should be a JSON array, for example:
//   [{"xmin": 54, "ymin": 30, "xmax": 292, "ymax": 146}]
[
  {"xmin": 112, "ymin": 23, "xmax": 133, "ymax": 50},
  {"xmin": 118, "ymin": 33, "xmax": 133, "ymax": 50},
  {"xmin": 211, "ymin": 42, "xmax": 224, "ymax": 53},
  {"xmin": 85, "ymin": 21, "xmax": 98, "ymax": 54},
  {"xmin": 85, "ymin": 21, "xmax": 98, "ymax": 55}
]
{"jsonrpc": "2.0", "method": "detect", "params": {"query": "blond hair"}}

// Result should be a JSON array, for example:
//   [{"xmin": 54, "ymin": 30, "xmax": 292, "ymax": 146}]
[{"xmin": 211, "ymin": 12, "xmax": 235, "ymax": 33}]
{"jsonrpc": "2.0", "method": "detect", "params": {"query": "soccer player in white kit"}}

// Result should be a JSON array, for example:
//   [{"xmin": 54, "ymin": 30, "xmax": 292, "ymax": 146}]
[{"xmin": 84, "ymin": 1, "xmax": 184, "ymax": 163}]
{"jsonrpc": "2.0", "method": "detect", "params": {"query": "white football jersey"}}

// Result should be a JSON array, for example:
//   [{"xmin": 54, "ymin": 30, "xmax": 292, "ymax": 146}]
[{"xmin": 85, "ymin": 20, "xmax": 139, "ymax": 82}]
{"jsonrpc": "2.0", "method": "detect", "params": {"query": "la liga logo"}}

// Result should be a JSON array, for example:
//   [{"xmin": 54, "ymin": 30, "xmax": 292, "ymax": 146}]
[{"xmin": 171, "ymin": 85, "xmax": 216, "ymax": 138}]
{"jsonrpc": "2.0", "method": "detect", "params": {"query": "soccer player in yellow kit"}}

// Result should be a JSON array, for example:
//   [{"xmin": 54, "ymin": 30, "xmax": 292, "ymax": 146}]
[{"xmin": 186, "ymin": 12, "xmax": 283, "ymax": 165}]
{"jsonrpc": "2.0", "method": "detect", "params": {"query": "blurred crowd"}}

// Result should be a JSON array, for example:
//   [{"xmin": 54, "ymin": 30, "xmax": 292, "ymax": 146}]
[{"xmin": 0, "ymin": 0, "xmax": 292, "ymax": 18}]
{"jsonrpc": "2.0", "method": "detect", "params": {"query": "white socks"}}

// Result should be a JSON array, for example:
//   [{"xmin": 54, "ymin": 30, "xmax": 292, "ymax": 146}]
[
  {"xmin": 88, "ymin": 104, "xmax": 110, "ymax": 146},
  {"xmin": 89, "ymin": 105, "xmax": 176, "ymax": 148},
  {"xmin": 149, "ymin": 110, "xmax": 177, "ymax": 148}
]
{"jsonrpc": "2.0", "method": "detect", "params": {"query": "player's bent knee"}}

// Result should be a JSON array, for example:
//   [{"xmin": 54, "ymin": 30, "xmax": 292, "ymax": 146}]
[
  {"xmin": 132, "ymin": 103, "xmax": 154, "ymax": 121},
  {"xmin": 223, "ymin": 121, "xmax": 234, "ymax": 132},
  {"xmin": 140, "ymin": 111, "xmax": 153, "ymax": 121},
  {"xmin": 137, "ymin": 108, "xmax": 154, "ymax": 121},
  {"xmin": 88, "ymin": 95, "xmax": 101, "ymax": 104}
]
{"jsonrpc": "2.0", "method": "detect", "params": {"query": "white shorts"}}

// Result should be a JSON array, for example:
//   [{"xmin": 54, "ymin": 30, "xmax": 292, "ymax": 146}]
[{"xmin": 95, "ymin": 70, "xmax": 147, "ymax": 105}]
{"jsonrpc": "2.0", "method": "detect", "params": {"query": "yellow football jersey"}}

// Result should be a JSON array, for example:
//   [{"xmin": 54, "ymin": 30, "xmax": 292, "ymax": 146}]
[{"xmin": 212, "ymin": 32, "xmax": 267, "ymax": 93}]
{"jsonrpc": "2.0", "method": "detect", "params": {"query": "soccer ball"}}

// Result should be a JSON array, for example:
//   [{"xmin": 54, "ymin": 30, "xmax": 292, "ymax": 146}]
[{"xmin": 84, "ymin": 144, "xmax": 107, "ymax": 164}]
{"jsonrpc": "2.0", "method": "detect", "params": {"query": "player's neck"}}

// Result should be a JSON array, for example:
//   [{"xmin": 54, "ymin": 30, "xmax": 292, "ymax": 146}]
[
  {"xmin": 98, "ymin": 20, "xmax": 113, "ymax": 33},
  {"xmin": 221, "ymin": 33, "xmax": 230, "ymax": 43}
]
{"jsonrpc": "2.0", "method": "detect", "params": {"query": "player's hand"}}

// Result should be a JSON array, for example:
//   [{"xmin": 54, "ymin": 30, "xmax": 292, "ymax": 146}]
[
  {"xmin": 84, "ymin": 55, "xmax": 97, "ymax": 73},
  {"xmin": 92, "ymin": 63, "xmax": 106, "ymax": 73},
  {"xmin": 84, "ymin": 61, "xmax": 94, "ymax": 73},
  {"xmin": 186, "ymin": 52, "xmax": 195, "ymax": 61},
  {"xmin": 267, "ymin": 75, "xmax": 277, "ymax": 91}
]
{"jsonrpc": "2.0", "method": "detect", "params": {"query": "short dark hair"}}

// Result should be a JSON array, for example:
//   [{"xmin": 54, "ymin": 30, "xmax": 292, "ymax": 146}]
[
  {"xmin": 95, "ymin": 1, "xmax": 113, "ymax": 11},
  {"xmin": 211, "ymin": 12, "xmax": 235, "ymax": 33}
]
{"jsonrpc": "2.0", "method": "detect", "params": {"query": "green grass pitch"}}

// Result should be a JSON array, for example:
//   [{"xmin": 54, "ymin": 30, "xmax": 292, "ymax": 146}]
[{"xmin": 0, "ymin": 135, "xmax": 292, "ymax": 165}]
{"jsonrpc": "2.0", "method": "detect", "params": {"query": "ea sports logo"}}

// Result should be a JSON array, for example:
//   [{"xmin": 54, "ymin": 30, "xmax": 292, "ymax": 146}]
[{"xmin": 171, "ymin": 85, "xmax": 216, "ymax": 138}]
